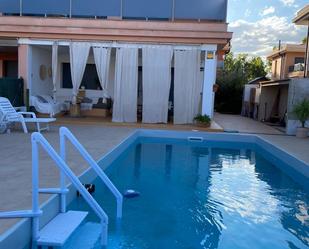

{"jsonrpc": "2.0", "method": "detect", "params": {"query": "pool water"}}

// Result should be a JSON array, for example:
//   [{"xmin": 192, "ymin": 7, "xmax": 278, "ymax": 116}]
[{"xmin": 65, "ymin": 138, "xmax": 309, "ymax": 249}]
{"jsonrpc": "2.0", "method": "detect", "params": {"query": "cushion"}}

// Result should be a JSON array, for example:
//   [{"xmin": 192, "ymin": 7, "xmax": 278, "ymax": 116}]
[{"xmin": 36, "ymin": 95, "xmax": 48, "ymax": 103}]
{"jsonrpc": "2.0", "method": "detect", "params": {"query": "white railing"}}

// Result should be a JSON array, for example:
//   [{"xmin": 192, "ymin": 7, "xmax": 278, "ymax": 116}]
[
  {"xmin": 59, "ymin": 127, "xmax": 123, "ymax": 218},
  {"xmin": 31, "ymin": 132, "xmax": 108, "ymax": 246},
  {"xmin": 0, "ymin": 130, "xmax": 114, "ymax": 246}
]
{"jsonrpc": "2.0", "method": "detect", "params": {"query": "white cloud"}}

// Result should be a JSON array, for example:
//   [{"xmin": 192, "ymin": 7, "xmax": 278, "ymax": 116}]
[
  {"xmin": 229, "ymin": 15, "xmax": 307, "ymax": 57},
  {"xmin": 245, "ymin": 9, "xmax": 251, "ymax": 17},
  {"xmin": 260, "ymin": 6, "xmax": 275, "ymax": 16},
  {"xmin": 280, "ymin": 0, "xmax": 295, "ymax": 6}
]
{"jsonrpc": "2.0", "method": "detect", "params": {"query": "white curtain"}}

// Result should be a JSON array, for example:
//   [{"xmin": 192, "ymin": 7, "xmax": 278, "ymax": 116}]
[
  {"xmin": 69, "ymin": 42, "xmax": 91, "ymax": 104},
  {"xmin": 174, "ymin": 49, "xmax": 202, "ymax": 124},
  {"xmin": 112, "ymin": 48, "xmax": 138, "ymax": 123},
  {"xmin": 52, "ymin": 42, "xmax": 58, "ymax": 101},
  {"xmin": 93, "ymin": 46, "xmax": 111, "ymax": 97},
  {"xmin": 142, "ymin": 46, "xmax": 173, "ymax": 123}
]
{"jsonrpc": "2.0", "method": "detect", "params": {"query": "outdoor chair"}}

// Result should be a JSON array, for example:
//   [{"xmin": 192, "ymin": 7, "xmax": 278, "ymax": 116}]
[{"xmin": 0, "ymin": 97, "xmax": 56, "ymax": 133}]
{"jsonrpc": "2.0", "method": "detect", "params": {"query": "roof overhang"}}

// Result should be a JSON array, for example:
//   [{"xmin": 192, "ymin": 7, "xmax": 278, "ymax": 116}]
[
  {"xmin": 0, "ymin": 16, "xmax": 232, "ymax": 47},
  {"xmin": 266, "ymin": 44, "xmax": 306, "ymax": 60},
  {"xmin": 293, "ymin": 4, "xmax": 309, "ymax": 25},
  {"xmin": 259, "ymin": 79, "xmax": 290, "ymax": 87}
]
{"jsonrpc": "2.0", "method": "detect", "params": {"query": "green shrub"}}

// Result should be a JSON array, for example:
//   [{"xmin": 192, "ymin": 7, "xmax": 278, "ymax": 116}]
[
  {"xmin": 293, "ymin": 99, "xmax": 309, "ymax": 128},
  {"xmin": 194, "ymin": 114, "xmax": 211, "ymax": 126},
  {"xmin": 215, "ymin": 53, "xmax": 267, "ymax": 114}
]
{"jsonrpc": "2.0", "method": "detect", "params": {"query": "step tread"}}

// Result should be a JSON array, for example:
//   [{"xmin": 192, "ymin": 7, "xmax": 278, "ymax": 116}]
[{"xmin": 37, "ymin": 210, "xmax": 88, "ymax": 247}]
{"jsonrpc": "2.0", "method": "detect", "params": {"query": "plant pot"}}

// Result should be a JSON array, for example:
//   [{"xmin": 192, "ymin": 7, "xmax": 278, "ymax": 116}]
[
  {"xmin": 295, "ymin": 127, "xmax": 308, "ymax": 138},
  {"xmin": 195, "ymin": 121, "xmax": 211, "ymax": 128}
]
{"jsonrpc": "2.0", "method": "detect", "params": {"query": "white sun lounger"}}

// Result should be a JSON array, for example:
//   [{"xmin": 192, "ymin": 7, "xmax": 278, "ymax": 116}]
[{"xmin": 0, "ymin": 97, "xmax": 56, "ymax": 133}]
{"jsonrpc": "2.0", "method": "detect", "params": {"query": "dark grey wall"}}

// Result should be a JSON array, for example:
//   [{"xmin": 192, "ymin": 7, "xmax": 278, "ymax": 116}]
[
  {"xmin": 123, "ymin": 0, "xmax": 172, "ymax": 19},
  {"xmin": 0, "ymin": 0, "xmax": 227, "ymax": 21},
  {"xmin": 175, "ymin": 0, "xmax": 227, "ymax": 20},
  {"xmin": 72, "ymin": 0, "xmax": 121, "ymax": 17},
  {"xmin": 23, "ymin": 0, "xmax": 70, "ymax": 15},
  {"xmin": 0, "ymin": 0, "xmax": 19, "ymax": 14}
]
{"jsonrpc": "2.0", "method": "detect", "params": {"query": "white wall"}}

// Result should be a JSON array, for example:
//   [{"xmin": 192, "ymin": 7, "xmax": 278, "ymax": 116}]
[
  {"xmin": 286, "ymin": 78, "xmax": 309, "ymax": 135},
  {"xmin": 201, "ymin": 46, "xmax": 217, "ymax": 118},
  {"xmin": 29, "ymin": 46, "xmax": 53, "ymax": 98}
]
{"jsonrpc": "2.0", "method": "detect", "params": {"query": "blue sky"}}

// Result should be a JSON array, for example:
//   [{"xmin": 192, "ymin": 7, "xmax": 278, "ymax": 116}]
[{"xmin": 227, "ymin": 0, "xmax": 308, "ymax": 58}]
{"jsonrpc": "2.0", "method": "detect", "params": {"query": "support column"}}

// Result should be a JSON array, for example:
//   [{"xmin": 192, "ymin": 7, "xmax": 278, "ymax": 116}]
[
  {"xmin": 305, "ymin": 24, "xmax": 309, "ymax": 78},
  {"xmin": 202, "ymin": 45, "xmax": 217, "ymax": 118},
  {"xmin": 18, "ymin": 44, "xmax": 30, "ymax": 106}
]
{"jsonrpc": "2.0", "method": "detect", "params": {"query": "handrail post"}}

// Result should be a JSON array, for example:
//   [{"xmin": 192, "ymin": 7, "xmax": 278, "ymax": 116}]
[
  {"xmin": 59, "ymin": 127, "xmax": 123, "ymax": 219},
  {"xmin": 117, "ymin": 198, "xmax": 123, "ymax": 218},
  {"xmin": 60, "ymin": 133, "xmax": 67, "ymax": 213},
  {"xmin": 31, "ymin": 135, "xmax": 40, "ymax": 245},
  {"xmin": 101, "ymin": 220, "xmax": 108, "ymax": 246},
  {"xmin": 32, "ymin": 132, "xmax": 108, "ymax": 246}
]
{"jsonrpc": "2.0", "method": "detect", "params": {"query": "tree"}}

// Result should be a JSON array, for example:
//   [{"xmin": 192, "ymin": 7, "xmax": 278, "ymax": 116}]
[
  {"xmin": 215, "ymin": 53, "xmax": 267, "ymax": 114},
  {"xmin": 302, "ymin": 37, "xmax": 307, "ymax": 45}
]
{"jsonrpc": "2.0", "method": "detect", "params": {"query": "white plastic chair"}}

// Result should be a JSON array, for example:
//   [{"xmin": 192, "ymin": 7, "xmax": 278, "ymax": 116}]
[
  {"xmin": 0, "ymin": 110, "xmax": 8, "ymax": 133},
  {"xmin": 31, "ymin": 95, "xmax": 63, "ymax": 117},
  {"xmin": 0, "ymin": 97, "xmax": 56, "ymax": 133}
]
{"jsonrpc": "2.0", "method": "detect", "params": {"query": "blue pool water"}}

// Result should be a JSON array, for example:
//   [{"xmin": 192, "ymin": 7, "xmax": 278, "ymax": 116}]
[{"xmin": 65, "ymin": 138, "xmax": 309, "ymax": 249}]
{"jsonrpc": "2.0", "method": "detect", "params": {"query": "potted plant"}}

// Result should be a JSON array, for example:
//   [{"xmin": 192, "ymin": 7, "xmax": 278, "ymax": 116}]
[
  {"xmin": 293, "ymin": 99, "xmax": 309, "ymax": 138},
  {"xmin": 194, "ymin": 114, "xmax": 211, "ymax": 127}
]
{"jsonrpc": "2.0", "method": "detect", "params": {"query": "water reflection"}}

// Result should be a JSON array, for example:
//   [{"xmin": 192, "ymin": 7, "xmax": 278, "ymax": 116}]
[
  {"xmin": 254, "ymin": 154, "xmax": 309, "ymax": 248},
  {"xmin": 67, "ymin": 140, "xmax": 309, "ymax": 249},
  {"xmin": 133, "ymin": 143, "xmax": 142, "ymax": 179}
]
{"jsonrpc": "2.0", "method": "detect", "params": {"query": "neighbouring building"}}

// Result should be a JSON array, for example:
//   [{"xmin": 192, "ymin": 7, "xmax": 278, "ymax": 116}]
[
  {"xmin": 0, "ymin": 0, "xmax": 232, "ymax": 124},
  {"xmin": 267, "ymin": 44, "xmax": 307, "ymax": 80},
  {"xmin": 242, "ymin": 4, "xmax": 309, "ymax": 135}
]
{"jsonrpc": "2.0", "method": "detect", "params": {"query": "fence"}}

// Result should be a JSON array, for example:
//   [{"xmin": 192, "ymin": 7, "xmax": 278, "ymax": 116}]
[
  {"xmin": 0, "ymin": 0, "xmax": 227, "ymax": 21},
  {"xmin": 0, "ymin": 78, "xmax": 24, "ymax": 107}
]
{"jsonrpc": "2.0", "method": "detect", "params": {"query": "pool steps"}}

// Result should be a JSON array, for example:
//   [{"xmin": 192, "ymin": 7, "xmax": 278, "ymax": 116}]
[
  {"xmin": 0, "ymin": 127, "xmax": 123, "ymax": 248},
  {"xmin": 37, "ymin": 211, "xmax": 88, "ymax": 247}
]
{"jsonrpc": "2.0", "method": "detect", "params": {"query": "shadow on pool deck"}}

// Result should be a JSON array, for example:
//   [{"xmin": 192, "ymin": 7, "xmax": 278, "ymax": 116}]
[{"xmin": 214, "ymin": 113, "xmax": 284, "ymax": 135}]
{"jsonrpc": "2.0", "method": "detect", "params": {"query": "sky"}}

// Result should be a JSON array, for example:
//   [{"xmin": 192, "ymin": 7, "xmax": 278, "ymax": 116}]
[{"xmin": 227, "ymin": 0, "xmax": 308, "ymax": 58}]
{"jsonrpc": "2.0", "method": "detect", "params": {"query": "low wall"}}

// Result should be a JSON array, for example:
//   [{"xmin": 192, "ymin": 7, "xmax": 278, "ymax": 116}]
[{"xmin": 286, "ymin": 78, "xmax": 309, "ymax": 135}]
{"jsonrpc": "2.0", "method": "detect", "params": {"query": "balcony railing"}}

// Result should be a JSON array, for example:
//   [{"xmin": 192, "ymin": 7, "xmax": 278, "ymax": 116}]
[
  {"xmin": 0, "ymin": 0, "xmax": 228, "ymax": 22},
  {"xmin": 288, "ymin": 63, "xmax": 305, "ymax": 73}
]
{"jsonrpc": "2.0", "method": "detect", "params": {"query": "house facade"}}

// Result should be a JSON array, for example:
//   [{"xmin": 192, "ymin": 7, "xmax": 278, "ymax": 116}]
[
  {"xmin": 243, "ymin": 44, "xmax": 309, "ymax": 135},
  {"xmin": 267, "ymin": 44, "xmax": 307, "ymax": 80},
  {"xmin": 0, "ymin": 0, "xmax": 232, "ymax": 124}
]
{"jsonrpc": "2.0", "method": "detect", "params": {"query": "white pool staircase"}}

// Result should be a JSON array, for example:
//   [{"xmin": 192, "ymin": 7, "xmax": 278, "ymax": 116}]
[{"xmin": 0, "ymin": 127, "xmax": 123, "ymax": 248}]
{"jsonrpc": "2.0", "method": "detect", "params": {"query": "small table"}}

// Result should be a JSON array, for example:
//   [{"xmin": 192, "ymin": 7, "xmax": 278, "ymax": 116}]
[{"xmin": 69, "ymin": 103, "xmax": 81, "ymax": 117}]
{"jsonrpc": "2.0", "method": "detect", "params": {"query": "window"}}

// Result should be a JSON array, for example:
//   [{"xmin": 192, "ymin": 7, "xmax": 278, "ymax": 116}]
[
  {"xmin": 294, "ymin": 57, "xmax": 304, "ymax": 64},
  {"xmin": 62, "ymin": 63, "xmax": 102, "ymax": 90}
]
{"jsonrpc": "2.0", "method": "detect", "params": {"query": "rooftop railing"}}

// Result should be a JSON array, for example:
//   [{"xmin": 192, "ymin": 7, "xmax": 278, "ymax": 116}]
[{"xmin": 0, "ymin": 0, "xmax": 228, "ymax": 22}]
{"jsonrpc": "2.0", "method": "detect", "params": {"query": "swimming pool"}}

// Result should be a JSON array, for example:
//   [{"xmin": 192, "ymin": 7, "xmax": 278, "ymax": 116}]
[{"xmin": 64, "ymin": 136, "xmax": 309, "ymax": 249}]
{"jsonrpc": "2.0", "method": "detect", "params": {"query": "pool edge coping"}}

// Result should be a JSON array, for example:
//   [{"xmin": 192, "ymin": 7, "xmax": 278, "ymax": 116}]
[{"xmin": 0, "ymin": 129, "xmax": 308, "ymax": 249}]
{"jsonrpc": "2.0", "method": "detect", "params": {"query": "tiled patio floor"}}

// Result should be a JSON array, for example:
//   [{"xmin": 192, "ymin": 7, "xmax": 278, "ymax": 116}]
[{"xmin": 214, "ymin": 113, "xmax": 283, "ymax": 135}]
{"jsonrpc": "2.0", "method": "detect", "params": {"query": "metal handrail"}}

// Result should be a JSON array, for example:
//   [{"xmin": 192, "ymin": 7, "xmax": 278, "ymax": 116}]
[
  {"xmin": 0, "ymin": 130, "xmax": 113, "ymax": 246},
  {"xmin": 59, "ymin": 127, "xmax": 123, "ymax": 218},
  {"xmin": 6, "ymin": 0, "xmax": 228, "ymax": 22},
  {"xmin": 31, "ymin": 132, "xmax": 108, "ymax": 246}
]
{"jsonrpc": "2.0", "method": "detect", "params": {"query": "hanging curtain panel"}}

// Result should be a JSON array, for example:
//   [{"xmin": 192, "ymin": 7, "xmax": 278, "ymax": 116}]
[
  {"xmin": 52, "ymin": 42, "xmax": 58, "ymax": 101},
  {"xmin": 112, "ymin": 48, "xmax": 138, "ymax": 123},
  {"xmin": 142, "ymin": 46, "xmax": 173, "ymax": 123},
  {"xmin": 69, "ymin": 42, "xmax": 91, "ymax": 104},
  {"xmin": 174, "ymin": 49, "xmax": 202, "ymax": 124},
  {"xmin": 93, "ymin": 46, "xmax": 111, "ymax": 97}
]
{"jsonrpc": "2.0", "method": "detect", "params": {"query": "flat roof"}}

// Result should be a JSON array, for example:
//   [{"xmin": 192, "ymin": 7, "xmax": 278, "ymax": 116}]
[
  {"xmin": 293, "ymin": 4, "xmax": 309, "ymax": 25},
  {"xmin": 259, "ymin": 79, "xmax": 290, "ymax": 87},
  {"xmin": 267, "ymin": 44, "xmax": 306, "ymax": 60}
]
